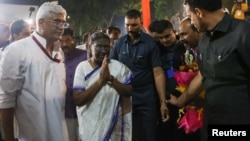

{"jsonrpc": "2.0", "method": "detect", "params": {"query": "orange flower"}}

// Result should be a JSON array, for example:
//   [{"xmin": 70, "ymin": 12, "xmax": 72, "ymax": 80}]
[{"xmin": 178, "ymin": 107, "xmax": 203, "ymax": 134}]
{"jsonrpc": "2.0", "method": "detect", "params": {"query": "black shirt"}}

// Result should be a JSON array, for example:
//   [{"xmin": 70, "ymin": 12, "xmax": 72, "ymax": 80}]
[
  {"xmin": 110, "ymin": 32, "xmax": 162, "ymax": 105},
  {"xmin": 197, "ymin": 13, "xmax": 250, "ymax": 139},
  {"xmin": 158, "ymin": 41, "xmax": 186, "ymax": 98}
]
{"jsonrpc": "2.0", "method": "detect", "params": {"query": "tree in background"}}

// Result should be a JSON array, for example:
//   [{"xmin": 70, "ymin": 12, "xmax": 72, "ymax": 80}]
[
  {"xmin": 58, "ymin": 0, "xmax": 141, "ymax": 37},
  {"xmin": 152, "ymin": 0, "xmax": 233, "ymax": 20},
  {"xmin": 151, "ymin": 0, "xmax": 183, "ymax": 21},
  {"xmin": 58, "ymin": 0, "xmax": 234, "ymax": 40}
]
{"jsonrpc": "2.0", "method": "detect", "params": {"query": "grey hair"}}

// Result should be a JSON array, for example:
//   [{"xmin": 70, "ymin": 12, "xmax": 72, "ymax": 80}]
[{"xmin": 36, "ymin": 2, "xmax": 67, "ymax": 25}]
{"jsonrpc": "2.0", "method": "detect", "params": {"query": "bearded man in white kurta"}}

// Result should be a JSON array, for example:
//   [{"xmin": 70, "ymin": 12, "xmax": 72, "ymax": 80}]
[{"xmin": 0, "ymin": 2, "xmax": 69, "ymax": 141}]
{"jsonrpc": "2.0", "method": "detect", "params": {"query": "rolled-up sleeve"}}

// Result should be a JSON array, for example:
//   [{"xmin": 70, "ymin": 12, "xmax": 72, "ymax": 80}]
[{"xmin": 0, "ymin": 44, "xmax": 25, "ymax": 108}]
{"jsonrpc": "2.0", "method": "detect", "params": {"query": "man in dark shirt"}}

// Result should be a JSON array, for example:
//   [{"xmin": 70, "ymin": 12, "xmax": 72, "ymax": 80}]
[
  {"xmin": 148, "ymin": 19, "xmax": 186, "ymax": 141},
  {"xmin": 168, "ymin": 0, "xmax": 250, "ymax": 140},
  {"xmin": 110, "ymin": 9, "xmax": 169, "ymax": 141},
  {"xmin": 177, "ymin": 17, "xmax": 204, "ymax": 141},
  {"xmin": 60, "ymin": 28, "xmax": 88, "ymax": 141},
  {"xmin": 106, "ymin": 25, "xmax": 121, "ymax": 47}
]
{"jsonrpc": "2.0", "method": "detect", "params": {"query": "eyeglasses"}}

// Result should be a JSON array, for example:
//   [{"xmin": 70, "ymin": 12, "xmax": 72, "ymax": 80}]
[
  {"xmin": 60, "ymin": 39, "xmax": 72, "ymax": 44},
  {"xmin": 46, "ymin": 19, "xmax": 69, "ymax": 28},
  {"xmin": 94, "ymin": 45, "xmax": 110, "ymax": 51}
]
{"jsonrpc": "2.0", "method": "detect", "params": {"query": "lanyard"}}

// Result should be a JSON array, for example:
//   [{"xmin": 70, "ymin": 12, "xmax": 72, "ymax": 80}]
[{"xmin": 32, "ymin": 35, "xmax": 60, "ymax": 63}]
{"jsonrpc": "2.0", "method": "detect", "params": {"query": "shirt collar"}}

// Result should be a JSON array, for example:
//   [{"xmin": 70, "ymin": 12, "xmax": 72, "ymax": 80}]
[
  {"xmin": 206, "ymin": 13, "xmax": 232, "ymax": 36},
  {"xmin": 32, "ymin": 31, "xmax": 47, "ymax": 50},
  {"xmin": 213, "ymin": 13, "xmax": 232, "ymax": 33}
]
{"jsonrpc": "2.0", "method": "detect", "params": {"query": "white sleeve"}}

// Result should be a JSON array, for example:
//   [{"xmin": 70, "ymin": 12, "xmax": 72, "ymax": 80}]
[
  {"xmin": 0, "ymin": 44, "xmax": 25, "ymax": 108},
  {"xmin": 73, "ymin": 62, "xmax": 86, "ymax": 91}
]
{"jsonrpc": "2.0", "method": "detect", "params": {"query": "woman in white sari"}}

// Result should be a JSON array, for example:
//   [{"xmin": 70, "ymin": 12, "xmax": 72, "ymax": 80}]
[{"xmin": 73, "ymin": 32, "xmax": 133, "ymax": 141}]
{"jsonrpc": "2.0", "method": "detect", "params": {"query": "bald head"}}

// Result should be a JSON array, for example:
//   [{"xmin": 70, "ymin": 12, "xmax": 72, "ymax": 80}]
[
  {"xmin": 180, "ymin": 17, "xmax": 198, "ymax": 32},
  {"xmin": 178, "ymin": 17, "xmax": 201, "ymax": 49}
]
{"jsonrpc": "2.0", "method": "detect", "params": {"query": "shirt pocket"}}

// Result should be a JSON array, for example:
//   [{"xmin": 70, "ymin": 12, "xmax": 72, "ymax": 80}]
[
  {"xmin": 212, "ymin": 51, "xmax": 240, "ymax": 79},
  {"xmin": 118, "ymin": 52, "xmax": 133, "ymax": 68},
  {"xmin": 133, "ymin": 55, "xmax": 149, "ymax": 69}
]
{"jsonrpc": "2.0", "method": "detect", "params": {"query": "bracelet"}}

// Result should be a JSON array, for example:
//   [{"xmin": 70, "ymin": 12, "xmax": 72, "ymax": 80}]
[
  {"xmin": 160, "ymin": 100, "xmax": 166, "ymax": 104},
  {"xmin": 97, "ymin": 79, "xmax": 102, "ymax": 87}
]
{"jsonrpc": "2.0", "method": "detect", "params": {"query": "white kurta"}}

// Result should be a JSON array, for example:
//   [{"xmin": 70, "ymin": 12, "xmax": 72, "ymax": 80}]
[
  {"xmin": 0, "ymin": 32, "xmax": 68, "ymax": 141},
  {"xmin": 73, "ymin": 59, "xmax": 132, "ymax": 141}
]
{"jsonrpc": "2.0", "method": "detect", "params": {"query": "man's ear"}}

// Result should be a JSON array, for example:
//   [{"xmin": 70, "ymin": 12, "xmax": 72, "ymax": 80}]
[
  {"xmin": 38, "ymin": 19, "xmax": 45, "ymax": 28},
  {"xmin": 194, "ymin": 8, "xmax": 203, "ymax": 18},
  {"xmin": 140, "ymin": 20, "xmax": 143, "ymax": 26}
]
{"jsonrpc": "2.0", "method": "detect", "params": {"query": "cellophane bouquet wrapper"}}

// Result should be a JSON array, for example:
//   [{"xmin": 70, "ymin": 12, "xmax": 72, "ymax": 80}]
[{"xmin": 174, "ymin": 64, "xmax": 204, "ymax": 134}]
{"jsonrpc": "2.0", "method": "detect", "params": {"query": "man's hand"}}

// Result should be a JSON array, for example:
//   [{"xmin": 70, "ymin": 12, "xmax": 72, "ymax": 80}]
[
  {"xmin": 160, "ymin": 102, "xmax": 169, "ymax": 122},
  {"xmin": 167, "ymin": 94, "xmax": 178, "ymax": 106},
  {"xmin": 167, "ymin": 94, "xmax": 185, "ymax": 108}
]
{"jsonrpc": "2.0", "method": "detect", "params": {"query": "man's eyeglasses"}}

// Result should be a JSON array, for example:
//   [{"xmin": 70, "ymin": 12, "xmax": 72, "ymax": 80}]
[
  {"xmin": 46, "ymin": 19, "xmax": 69, "ymax": 28},
  {"xmin": 94, "ymin": 45, "xmax": 110, "ymax": 51}
]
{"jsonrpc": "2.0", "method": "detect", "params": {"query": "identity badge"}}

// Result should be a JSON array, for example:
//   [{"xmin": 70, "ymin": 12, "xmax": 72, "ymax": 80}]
[{"xmin": 166, "ymin": 69, "xmax": 175, "ymax": 78}]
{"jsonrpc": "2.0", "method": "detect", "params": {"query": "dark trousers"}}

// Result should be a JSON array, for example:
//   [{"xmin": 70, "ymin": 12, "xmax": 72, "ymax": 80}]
[
  {"xmin": 156, "ymin": 104, "xmax": 201, "ymax": 141},
  {"xmin": 156, "ymin": 104, "xmax": 181, "ymax": 141},
  {"xmin": 132, "ymin": 102, "xmax": 157, "ymax": 141}
]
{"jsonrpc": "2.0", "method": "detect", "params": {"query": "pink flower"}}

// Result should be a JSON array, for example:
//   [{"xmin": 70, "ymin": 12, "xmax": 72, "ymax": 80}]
[
  {"xmin": 174, "ymin": 71, "xmax": 198, "ymax": 86},
  {"xmin": 178, "ymin": 107, "xmax": 203, "ymax": 134}
]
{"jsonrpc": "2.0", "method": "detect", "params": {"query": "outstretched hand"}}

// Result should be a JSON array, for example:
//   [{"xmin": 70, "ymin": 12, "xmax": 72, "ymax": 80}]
[{"xmin": 167, "ymin": 94, "xmax": 178, "ymax": 106}]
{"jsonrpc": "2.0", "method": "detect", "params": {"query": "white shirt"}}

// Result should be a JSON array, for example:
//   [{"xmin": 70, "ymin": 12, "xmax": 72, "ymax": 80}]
[
  {"xmin": 76, "ymin": 43, "xmax": 87, "ymax": 50},
  {"xmin": 0, "ymin": 32, "xmax": 68, "ymax": 141}
]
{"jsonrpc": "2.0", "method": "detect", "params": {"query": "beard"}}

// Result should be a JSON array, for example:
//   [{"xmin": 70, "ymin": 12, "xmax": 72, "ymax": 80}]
[
  {"xmin": 61, "ymin": 46, "xmax": 71, "ymax": 53},
  {"xmin": 61, "ymin": 46, "xmax": 69, "ymax": 50},
  {"xmin": 128, "ymin": 31, "xmax": 141, "ymax": 38}
]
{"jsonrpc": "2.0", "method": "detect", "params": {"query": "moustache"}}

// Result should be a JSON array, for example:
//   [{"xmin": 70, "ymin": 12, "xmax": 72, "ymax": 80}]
[
  {"xmin": 128, "ymin": 31, "xmax": 140, "ymax": 36},
  {"xmin": 61, "ymin": 46, "xmax": 69, "ymax": 49}
]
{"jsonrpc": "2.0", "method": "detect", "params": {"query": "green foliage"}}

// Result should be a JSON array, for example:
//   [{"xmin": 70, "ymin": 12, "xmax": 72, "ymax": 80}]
[
  {"xmin": 222, "ymin": 0, "xmax": 234, "ymax": 11},
  {"xmin": 151, "ymin": 0, "xmax": 184, "ymax": 20},
  {"xmin": 59, "ymin": 0, "xmax": 235, "ymax": 37},
  {"xmin": 151, "ymin": 0, "xmax": 168, "ymax": 20},
  {"xmin": 59, "ymin": 0, "xmax": 141, "ymax": 36}
]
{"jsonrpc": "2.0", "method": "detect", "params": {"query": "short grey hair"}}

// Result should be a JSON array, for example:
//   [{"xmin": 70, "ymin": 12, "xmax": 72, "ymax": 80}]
[{"xmin": 36, "ymin": 2, "xmax": 67, "ymax": 25}]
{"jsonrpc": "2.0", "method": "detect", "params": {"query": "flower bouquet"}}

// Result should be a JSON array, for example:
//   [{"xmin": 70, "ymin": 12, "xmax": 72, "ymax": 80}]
[
  {"xmin": 178, "ymin": 107, "xmax": 203, "ymax": 134},
  {"xmin": 174, "ymin": 62, "xmax": 204, "ymax": 134}
]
